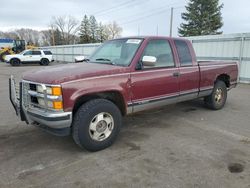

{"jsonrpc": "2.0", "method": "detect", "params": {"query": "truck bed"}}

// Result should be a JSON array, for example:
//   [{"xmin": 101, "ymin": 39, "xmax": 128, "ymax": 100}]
[{"xmin": 198, "ymin": 61, "xmax": 238, "ymax": 96}]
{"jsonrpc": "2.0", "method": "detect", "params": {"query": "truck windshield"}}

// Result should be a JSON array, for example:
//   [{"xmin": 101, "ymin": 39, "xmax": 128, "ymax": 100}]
[{"xmin": 89, "ymin": 38, "xmax": 143, "ymax": 66}]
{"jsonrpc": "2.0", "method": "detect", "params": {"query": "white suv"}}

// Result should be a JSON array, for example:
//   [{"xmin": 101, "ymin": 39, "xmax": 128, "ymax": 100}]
[{"xmin": 5, "ymin": 49, "xmax": 54, "ymax": 66}]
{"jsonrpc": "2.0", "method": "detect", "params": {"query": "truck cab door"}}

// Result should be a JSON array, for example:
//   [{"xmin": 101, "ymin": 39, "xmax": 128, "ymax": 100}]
[
  {"xmin": 174, "ymin": 40, "xmax": 199, "ymax": 101},
  {"xmin": 130, "ymin": 39, "xmax": 180, "ymax": 113}
]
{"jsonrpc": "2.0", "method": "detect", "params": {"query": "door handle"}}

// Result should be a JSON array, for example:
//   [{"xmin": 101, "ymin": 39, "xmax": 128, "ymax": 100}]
[{"xmin": 173, "ymin": 72, "xmax": 180, "ymax": 77}]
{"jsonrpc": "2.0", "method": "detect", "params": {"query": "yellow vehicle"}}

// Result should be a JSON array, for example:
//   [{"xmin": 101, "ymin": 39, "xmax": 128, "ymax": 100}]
[{"xmin": 0, "ymin": 39, "xmax": 35, "ymax": 62}]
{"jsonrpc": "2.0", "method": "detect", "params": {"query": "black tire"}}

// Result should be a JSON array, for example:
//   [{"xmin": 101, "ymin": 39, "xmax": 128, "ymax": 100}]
[
  {"xmin": 40, "ymin": 58, "xmax": 50, "ymax": 66},
  {"xmin": 10, "ymin": 58, "xmax": 21, "ymax": 66},
  {"xmin": 204, "ymin": 80, "xmax": 227, "ymax": 110},
  {"xmin": 72, "ymin": 99, "xmax": 122, "ymax": 151}
]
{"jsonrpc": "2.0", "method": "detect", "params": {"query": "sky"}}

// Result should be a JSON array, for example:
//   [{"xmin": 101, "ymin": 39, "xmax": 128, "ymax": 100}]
[{"xmin": 0, "ymin": 0, "xmax": 250, "ymax": 37}]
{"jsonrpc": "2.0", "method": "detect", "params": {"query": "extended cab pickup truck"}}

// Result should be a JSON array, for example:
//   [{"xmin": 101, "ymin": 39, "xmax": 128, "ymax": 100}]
[{"xmin": 9, "ymin": 36, "xmax": 238, "ymax": 151}]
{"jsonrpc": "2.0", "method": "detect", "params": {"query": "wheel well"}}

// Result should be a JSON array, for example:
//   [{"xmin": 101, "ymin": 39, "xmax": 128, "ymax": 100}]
[
  {"xmin": 41, "ymin": 58, "xmax": 49, "ymax": 61},
  {"xmin": 72, "ymin": 91, "xmax": 126, "ymax": 116},
  {"xmin": 10, "ymin": 58, "xmax": 21, "ymax": 62},
  {"xmin": 216, "ymin": 74, "xmax": 230, "ymax": 87}
]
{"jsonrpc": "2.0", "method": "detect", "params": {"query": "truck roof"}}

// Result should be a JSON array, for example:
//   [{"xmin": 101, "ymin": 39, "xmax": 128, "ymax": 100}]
[{"xmin": 115, "ymin": 36, "xmax": 189, "ymax": 42}]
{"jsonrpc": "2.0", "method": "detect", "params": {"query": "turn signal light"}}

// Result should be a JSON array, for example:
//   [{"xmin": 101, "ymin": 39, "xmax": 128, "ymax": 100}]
[
  {"xmin": 53, "ymin": 101, "xmax": 63, "ymax": 109},
  {"xmin": 52, "ymin": 87, "xmax": 62, "ymax": 96}
]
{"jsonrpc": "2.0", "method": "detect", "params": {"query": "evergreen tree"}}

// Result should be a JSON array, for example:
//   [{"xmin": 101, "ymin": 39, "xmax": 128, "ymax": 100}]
[
  {"xmin": 178, "ymin": 0, "xmax": 223, "ymax": 37},
  {"xmin": 89, "ymin": 15, "xmax": 98, "ymax": 43},
  {"xmin": 79, "ymin": 15, "xmax": 91, "ymax": 43}
]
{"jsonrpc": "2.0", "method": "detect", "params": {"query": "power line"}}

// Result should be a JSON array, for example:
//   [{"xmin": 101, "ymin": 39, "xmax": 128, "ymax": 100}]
[
  {"xmin": 120, "ymin": 5, "xmax": 184, "ymax": 26},
  {"xmin": 93, "ymin": 0, "xmax": 139, "ymax": 16},
  {"xmin": 113, "ymin": 2, "xmax": 182, "ymax": 22}
]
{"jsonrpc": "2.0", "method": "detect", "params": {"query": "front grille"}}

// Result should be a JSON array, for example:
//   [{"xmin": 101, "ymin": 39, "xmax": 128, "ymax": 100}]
[
  {"xmin": 22, "ymin": 82, "xmax": 29, "ymax": 109},
  {"xmin": 29, "ymin": 83, "xmax": 37, "ymax": 91},
  {"xmin": 21, "ymin": 81, "xmax": 62, "ymax": 112},
  {"xmin": 22, "ymin": 82, "xmax": 41, "ymax": 109},
  {"xmin": 30, "ymin": 96, "xmax": 38, "ymax": 103}
]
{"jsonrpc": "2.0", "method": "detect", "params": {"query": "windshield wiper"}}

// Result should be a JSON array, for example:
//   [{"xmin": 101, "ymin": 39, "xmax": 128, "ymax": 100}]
[
  {"xmin": 95, "ymin": 58, "xmax": 112, "ymax": 62},
  {"xmin": 95, "ymin": 58, "xmax": 115, "ymax": 65}
]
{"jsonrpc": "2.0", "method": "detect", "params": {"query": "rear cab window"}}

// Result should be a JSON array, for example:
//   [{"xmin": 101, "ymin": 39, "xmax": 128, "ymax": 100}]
[
  {"xmin": 43, "ymin": 51, "xmax": 52, "ymax": 55},
  {"xmin": 174, "ymin": 40, "xmax": 193, "ymax": 66}
]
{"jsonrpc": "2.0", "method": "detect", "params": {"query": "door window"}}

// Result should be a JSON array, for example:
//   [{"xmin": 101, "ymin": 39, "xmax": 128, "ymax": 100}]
[
  {"xmin": 32, "ymin": 51, "xmax": 42, "ymax": 55},
  {"xmin": 23, "ymin": 51, "xmax": 32, "ymax": 56},
  {"xmin": 140, "ymin": 39, "xmax": 175, "ymax": 69}
]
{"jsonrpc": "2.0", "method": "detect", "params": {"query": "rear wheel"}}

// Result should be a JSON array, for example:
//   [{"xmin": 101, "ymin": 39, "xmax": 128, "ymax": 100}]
[
  {"xmin": 204, "ymin": 80, "xmax": 227, "ymax": 110},
  {"xmin": 72, "ymin": 99, "xmax": 122, "ymax": 151},
  {"xmin": 40, "ymin": 58, "xmax": 50, "ymax": 66},
  {"xmin": 10, "ymin": 58, "xmax": 21, "ymax": 66}
]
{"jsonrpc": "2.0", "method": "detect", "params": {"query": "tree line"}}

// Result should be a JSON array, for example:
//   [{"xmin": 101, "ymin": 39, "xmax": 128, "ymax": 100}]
[{"xmin": 0, "ymin": 15, "xmax": 122, "ymax": 46}]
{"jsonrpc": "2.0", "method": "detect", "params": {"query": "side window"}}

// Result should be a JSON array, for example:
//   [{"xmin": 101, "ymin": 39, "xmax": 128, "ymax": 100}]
[
  {"xmin": 141, "ymin": 39, "xmax": 175, "ymax": 69},
  {"xmin": 23, "ymin": 51, "xmax": 32, "ymax": 56},
  {"xmin": 174, "ymin": 40, "xmax": 192, "ymax": 66},
  {"xmin": 43, "ymin": 51, "xmax": 52, "ymax": 55},
  {"xmin": 32, "ymin": 51, "xmax": 42, "ymax": 55}
]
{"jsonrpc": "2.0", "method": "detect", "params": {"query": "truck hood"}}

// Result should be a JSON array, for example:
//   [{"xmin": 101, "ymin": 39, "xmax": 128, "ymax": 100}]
[{"xmin": 22, "ymin": 63, "xmax": 129, "ymax": 84}]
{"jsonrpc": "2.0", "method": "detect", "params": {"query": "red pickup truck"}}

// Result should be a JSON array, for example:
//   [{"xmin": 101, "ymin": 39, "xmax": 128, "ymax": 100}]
[{"xmin": 9, "ymin": 36, "xmax": 238, "ymax": 151}]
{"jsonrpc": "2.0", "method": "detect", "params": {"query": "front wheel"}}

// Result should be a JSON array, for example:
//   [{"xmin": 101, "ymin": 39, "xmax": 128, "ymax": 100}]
[
  {"xmin": 10, "ymin": 58, "xmax": 21, "ymax": 66},
  {"xmin": 72, "ymin": 99, "xmax": 122, "ymax": 151},
  {"xmin": 204, "ymin": 80, "xmax": 227, "ymax": 110}
]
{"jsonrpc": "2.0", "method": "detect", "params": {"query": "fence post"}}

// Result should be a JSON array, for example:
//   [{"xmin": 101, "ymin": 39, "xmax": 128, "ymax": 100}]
[{"xmin": 238, "ymin": 36, "xmax": 245, "ymax": 82}]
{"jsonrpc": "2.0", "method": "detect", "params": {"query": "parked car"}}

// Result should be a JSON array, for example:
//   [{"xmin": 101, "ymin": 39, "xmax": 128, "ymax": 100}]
[
  {"xmin": 5, "ymin": 49, "xmax": 54, "ymax": 66},
  {"xmin": 75, "ymin": 56, "xmax": 86, "ymax": 63},
  {"xmin": 9, "ymin": 36, "xmax": 238, "ymax": 151}
]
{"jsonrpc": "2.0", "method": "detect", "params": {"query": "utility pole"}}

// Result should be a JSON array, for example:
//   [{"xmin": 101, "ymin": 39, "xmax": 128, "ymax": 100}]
[
  {"xmin": 156, "ymin": 25, "xmax": 158, "ymax": 36},
  {"xmin": 138, "ymin": 26, "xmax": 140, "ymax": 36},
  {"xmin": 52, "ymin": 29, "xmax": 55, "ymax": 46},
  {"xmin": 169, "ymin": 7, "xmax": 174, "ymax": 37}
]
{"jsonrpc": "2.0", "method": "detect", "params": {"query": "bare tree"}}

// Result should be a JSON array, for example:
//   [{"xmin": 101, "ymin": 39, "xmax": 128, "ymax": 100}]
[
  {"xmin": 41, "ymin": 30, "xmax": 53, "ymax": 46},
  {"xmin": 14, "ymin": 29, "xmax": 41, "ymax": 46},
  {"xmin": 51, "ymin": 16, "xmax": 79, "ymax": 44},
  {"xmin": 105, "ymin": 21, "xmax": 123, "ymax": 40}
]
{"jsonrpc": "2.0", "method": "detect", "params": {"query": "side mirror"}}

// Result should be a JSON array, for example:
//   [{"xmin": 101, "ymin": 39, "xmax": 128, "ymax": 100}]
[
  {"xmin": 75, "ymin": 56, "xmax": 86, "ymax": 63},
  {"xmin": 142, "ymin": 56, "xmax": 157, "ymax": 67}
]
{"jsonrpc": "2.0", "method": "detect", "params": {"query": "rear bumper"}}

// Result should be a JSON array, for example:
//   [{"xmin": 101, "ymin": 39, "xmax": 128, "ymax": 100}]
[
  {"xmin": 229, "ymin": 81, "xmax": 238, "ymax": 90},
  {"xmin": 9, "ymin": 76, "xmax": 72, "ymax": 136}
]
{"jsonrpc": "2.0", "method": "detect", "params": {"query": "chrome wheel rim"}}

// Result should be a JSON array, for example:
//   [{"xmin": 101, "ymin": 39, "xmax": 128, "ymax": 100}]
[
  {"xmin": 215, "ymin": 88, "xmax": 223, "ymax": 103},
  {"xmin": 89, "ymin": 112, "xmax": 114, "ymax": 141}
]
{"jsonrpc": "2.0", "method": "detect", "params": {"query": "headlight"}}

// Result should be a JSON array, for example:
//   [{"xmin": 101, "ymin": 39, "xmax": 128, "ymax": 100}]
[
  {"xmin": 36, "ymin": 85, "xmax": 63, "ymax": 110},
  {"xmin": 38, "ymin": 98, "xmax": 45, "ymax": 106},
  {"xmin": 37, "ymin": 85, "xmax": 61, "ymax": 95}
]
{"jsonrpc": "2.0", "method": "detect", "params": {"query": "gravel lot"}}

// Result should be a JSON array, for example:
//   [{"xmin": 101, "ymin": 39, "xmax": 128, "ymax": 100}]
[{"xmin": 0, "ymin": 62, "xmax": 250, "ymax": 188}]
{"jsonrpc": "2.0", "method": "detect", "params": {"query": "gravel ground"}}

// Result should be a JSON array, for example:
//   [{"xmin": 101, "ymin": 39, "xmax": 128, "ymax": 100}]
[{"xmin": 0, "ymin": 62, "xmax": 250, "ymax": 188}]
